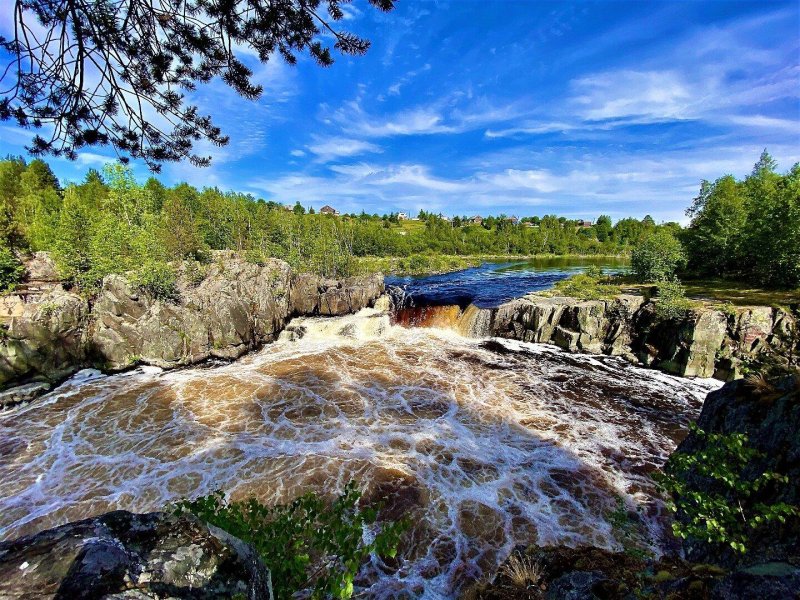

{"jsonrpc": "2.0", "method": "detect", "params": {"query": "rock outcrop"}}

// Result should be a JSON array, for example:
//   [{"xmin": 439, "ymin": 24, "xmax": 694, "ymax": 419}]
[
  {"xmin": 0, "ymin": 252, "xmax": 384, "ymax": 394},
  {"xmin": 0, "ymin": 510, "xmax": 272, "ymax": 599},
  {"xmin": 471, "ymin": 293, "xmax": 798, "ymax": 380},
  {"xmin": 674, "ymin": 375, "xmax": 800, "ymax": 568},
  {"xmin": 0, "ymin": 290, "xmax": 89, "ymax": 389}
]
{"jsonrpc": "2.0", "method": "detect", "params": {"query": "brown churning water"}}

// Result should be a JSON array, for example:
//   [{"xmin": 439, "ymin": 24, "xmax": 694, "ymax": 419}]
[{"xmin": 0, "ymin": 308, "xmax": 721, "ymax": 599}]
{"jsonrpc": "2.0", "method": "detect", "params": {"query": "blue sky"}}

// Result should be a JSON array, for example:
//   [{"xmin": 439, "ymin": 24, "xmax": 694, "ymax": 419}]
[{"xmin": 1, "ymin": 0, "xmax": 798, "ymax": 222}]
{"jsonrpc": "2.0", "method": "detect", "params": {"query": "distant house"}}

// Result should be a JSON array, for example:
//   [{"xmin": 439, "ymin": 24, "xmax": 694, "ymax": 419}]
[
  {"xmin": 524, "ymin": 222, "xmax": 539, "ymax": 228},
  {"xmin": 470, "ymin": 216, "xmax": 483, "ymax": 225},
  {"xmin": 397, "ymin": 212, "xmax": 409, "ymax": 220},
  {"xmin": 320, "ymin": 205, "xmax": 339, "ymax": 216},
  {"xmin": 576, "ymin": 219, "xmax": 592, "ymax": 228},
  {"xmin": 506, "ymin": 216, "xmax": 519, "ymax": 225}
]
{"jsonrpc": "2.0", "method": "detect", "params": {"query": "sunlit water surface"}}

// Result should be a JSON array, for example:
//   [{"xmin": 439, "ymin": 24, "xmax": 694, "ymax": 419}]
[{"xmin": 0, "ymin": 310, "xmax": 720, "ymax": 598}]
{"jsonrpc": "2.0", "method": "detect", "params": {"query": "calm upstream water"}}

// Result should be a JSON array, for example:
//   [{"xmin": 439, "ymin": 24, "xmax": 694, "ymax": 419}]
[
  {"xmin": 386, "ymin": 257, "xmax": 629, "ymax": 308},
  {"xmin": 0, "ymin": 260, "xmax": 718, "ymax": 599}
]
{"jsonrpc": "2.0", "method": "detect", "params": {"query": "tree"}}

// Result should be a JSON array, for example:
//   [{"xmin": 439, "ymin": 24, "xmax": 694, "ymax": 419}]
[
  {"xmin": 293, "ymin": 201, "xmax": 306, "ymax": 216},
  {"xmin": 53, "ymin": 185, "xmax": 95, "ymax": 281},
  {"xmin": 683, "ymin": 175, "xmax": 747, "ymax": 277},
  {"xmin": 1, "ymin": 0, "xmax": 396, "ymax": 171},
  {"xmin": 594, "ymin": 214, "xmax": 612, "ymax": 242},
  {"xmin": 680, "ymin": 151, "xmax": 800, "ymax": 288},
  {"xmin": 631, "ymin": 229, "xmax": 687, "ymax": 282},
  {"xmin": 16, "ymin": 159, "xmax": 62, "ymax": 250},
  {"xmin": 161, "ymin": 194, "xmax": 204, "ymax": 260}
]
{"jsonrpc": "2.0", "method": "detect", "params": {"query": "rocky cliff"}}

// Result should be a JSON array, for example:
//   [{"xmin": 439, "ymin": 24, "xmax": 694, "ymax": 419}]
[
  {"xmin": 0, "ymin": 252, "xmax": 383, "ymax": 405},
  {"xmin": 460, "ymin": 293, "xmax": 798, "ymax": 380}
]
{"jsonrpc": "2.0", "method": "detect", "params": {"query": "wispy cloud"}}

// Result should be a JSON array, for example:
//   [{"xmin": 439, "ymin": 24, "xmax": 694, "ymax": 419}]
[{"xmin": 306, "ymin": 136, "xmax": 382, "ymax": 162}]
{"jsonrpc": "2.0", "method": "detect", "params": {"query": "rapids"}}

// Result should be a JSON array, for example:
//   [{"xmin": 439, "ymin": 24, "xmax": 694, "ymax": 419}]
[{"xmin": 0, "ymin": 308, "xmax": 721, "ymax": 599}]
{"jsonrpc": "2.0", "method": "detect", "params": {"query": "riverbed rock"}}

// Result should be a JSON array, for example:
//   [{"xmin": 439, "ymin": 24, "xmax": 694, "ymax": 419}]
[
  {"xmin": 0, "ymin": 510, "xmax": 272, "ymax": 599},
  {"xmin": 463, "ymin": 545, "xmax": 800, "ymax": 600},
  {"xmin": 0, "ymin": 289, "xmax": 89, "ymax": 387},
  {"xmin": 92, "ymin": 254, "xmax": 293, "ymax": 370},
  {"xmin": 290, "ymin": 273, "xmax": 384, "ymax": 316},
  {"xmin": 482, "ymin": 293, "xmax": 798, "ymax": 380},
  {"xmin": 0, "ymin": 252, "xmax": 385, "ymax": 388},
  {"xmin": 0, "ymin": 381, "xmax": 52, "ymax": 409}
]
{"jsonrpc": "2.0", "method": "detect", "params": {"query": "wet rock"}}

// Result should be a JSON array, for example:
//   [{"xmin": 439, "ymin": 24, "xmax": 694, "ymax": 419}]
[
  {"xmin": 552, "ymin": 325, "xmax": 579, "ymax": 352},
  {"xmin": 485, "ymin": 292, "xmax": 798, "ymax": 381},
  {"xmin": 290, "ymin": 273, "xmax": 384, "ymax": 316},
  {"xmin": 0, "ymin": 510, "xmax": 272, "ymax": 599},
  {"xmin": 0, "ymin": 381, "xmax": 51, "ymax": 409}
]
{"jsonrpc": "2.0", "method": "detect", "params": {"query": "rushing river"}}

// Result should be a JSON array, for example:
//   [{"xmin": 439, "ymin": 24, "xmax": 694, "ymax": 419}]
[
  {"xmin": 386, "ymin": 257, "xmax": 629, "ymax": 308},
  {"xmin": 0, "ymin": 306, "xmax": 719, "ymax": 599}
]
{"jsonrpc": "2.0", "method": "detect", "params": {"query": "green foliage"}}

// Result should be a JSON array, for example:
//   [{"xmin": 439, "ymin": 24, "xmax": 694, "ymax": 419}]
[
  {"xmin": 654, "ymin": 279, "xmax": 694, "ymax": 320},
  {"xmin": 174, "ymin": 482, "xmax": 407, "ymax": 600},
  {"xmin": 683, "ymin": 151, "xmax": 800, "ymax": 288},
  {"xmin": 183, "ymin": 260, "xmax": 208, "ymax": 286},
  {"xmin": 355, "ymin": 254, "xmax": 481, "ymax": 276},
  {"xmin": 551, "ymin": 266, "xmax": 618, "ymax": 300},
  {"xmin": 631, "ymin": 230, "xmax": 687, "ymax": 283},
  {"xmin": 0, "ymin": 245, "xmax": 24, "ymax": 292},
  {"xmin": 0, "ymin": 157, "xmax": 688, "ymax": 286},
  {"xmin": 718, "ymin": 301, "xmax": 737, "ymax": 319},
  {"xmin": 656, "ymin": 424, "xmax": 799, "ymax": 554},
  {"xmin": 130, "ymin": 261, "xmax": 178, "ymax": 301}
]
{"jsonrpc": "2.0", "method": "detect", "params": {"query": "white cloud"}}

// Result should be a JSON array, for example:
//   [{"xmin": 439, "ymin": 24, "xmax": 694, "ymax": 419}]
[
  {"xmin": 75, "ymin": 152, "xmax": 115, "ymax": 167},
  {"xmin": 244, "ymin": 142, "xmax": 800, "ymax": 223},
  {"xmin": 290, "ymin": 149, "xmax": 306, "ymax": 157},
  {"xmin": 571, "ymin": 70, "xmax": 697, "ymax": 122},
  {"xmin": 306, "ymin": 136, "xmax": 382, "ymax": 162}
]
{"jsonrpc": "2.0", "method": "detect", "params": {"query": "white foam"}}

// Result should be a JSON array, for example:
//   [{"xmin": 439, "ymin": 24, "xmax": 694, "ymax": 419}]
[{"xmin": 0, "ymin": 313, "xmax": 723, "ymax": 599}]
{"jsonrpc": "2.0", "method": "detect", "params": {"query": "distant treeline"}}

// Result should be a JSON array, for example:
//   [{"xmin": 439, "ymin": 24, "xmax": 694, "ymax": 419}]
[
  {"xmin": 0, "ymin": 158, "xmax": 673, "ymax": 291},
  {"xmin": 0, "ymin": 151, "xmax": 796, "ymax": 294}
]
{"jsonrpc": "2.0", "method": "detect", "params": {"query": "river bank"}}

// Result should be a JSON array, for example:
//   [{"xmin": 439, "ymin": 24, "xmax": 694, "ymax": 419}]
[
  {"xmin": 2, "ymin": 252, "xmax": 796, "ymax": 407},
  {"xmin": 0, "ymin": 251, "xmax": 384, "ymax": 406}
]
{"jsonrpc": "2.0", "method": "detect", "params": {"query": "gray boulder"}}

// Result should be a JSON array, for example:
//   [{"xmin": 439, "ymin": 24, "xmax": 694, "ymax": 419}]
[
  {"xmin": 290, "ymin": 273, "xmax": 383, "ymax": 316},
  {"xmin": 0, "ymin": 289, "xmax": 89, "ymax": 387},
  {"xmin": 0, "ymin": 511, "xmax": 271, "ymax": 599}
]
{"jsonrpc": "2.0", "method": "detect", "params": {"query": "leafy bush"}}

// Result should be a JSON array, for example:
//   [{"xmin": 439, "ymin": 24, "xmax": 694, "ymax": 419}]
[
  {"xmin": 654, "ymin": 279, "xmax": 694, "ymax": 320},
  {"xmin": 131, "ymin": 260, "xmax": 178, "ymax": 301},
  {"xmin": 0, "ymin": 245, "xmax": 24, "ymax": 292},
  {"xmin": 631, "ymin": 230, "xmax": 687, "ymax": 282},
  {"xmin": 656, "ymin": 425, "xmax": 798, "ymax": 553},
  {"xmin": 175, "ymin": 482, "xmax": 407, "ymax": 600},
  {"xmin": 552, "ymin": 267, "xmax": 617, "ymax": 300}
]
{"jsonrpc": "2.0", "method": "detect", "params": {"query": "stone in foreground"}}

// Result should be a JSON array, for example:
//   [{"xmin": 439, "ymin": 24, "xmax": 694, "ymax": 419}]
[{"xmin": 0, "ymin": 511, "xmax": 271, "ymax": 600}]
